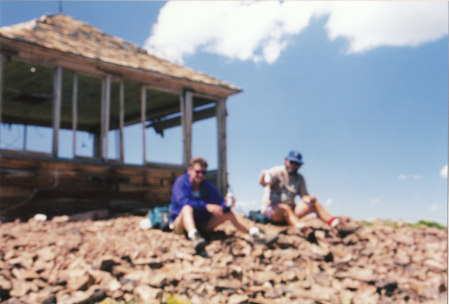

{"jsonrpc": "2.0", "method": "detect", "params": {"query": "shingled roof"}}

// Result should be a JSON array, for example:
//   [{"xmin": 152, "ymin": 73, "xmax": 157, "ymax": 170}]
[{"xmin": 0, "ymin": 14, "xmax": 241, "ymax": 97}]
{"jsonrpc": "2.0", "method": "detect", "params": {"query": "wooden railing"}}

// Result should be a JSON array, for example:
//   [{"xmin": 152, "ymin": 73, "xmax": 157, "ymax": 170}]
[{"xmin": 0, "ymin": 152, "xmax": 185, "ymax": 219}]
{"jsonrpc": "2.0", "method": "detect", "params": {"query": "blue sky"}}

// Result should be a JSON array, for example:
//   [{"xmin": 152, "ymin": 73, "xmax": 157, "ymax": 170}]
[{"xmin": 1, "ymin": 1, "xmax": 447, "ymax": 224}]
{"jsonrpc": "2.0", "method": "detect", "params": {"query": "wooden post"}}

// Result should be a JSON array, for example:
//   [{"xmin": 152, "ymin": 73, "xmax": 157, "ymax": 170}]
[
  {"xmin": 141, "ymin": 86, "xmax": 147, "ymax": 164},
  {"xmin": 101, "ymin": 76, "xmax": 111, "ymax": 160},
  {"xmin": 181, "ymin": 90, "xmax": 193, "ymax": 166},
  {"xmin": 216, "ymin": 98, "xmax": 228, "ymax": 195},
  {"xmin": 72, "ymin": 73, "xmax": 78, "ymax": 157},
  {"xmin": 52, "ymin": 66, "xmax": 62, "ymax": 157},
  {"xmin": 119, "ymin": 81, "xmax": 125, "ymax": 163},
  {"xmin": 0, "ymin": 53, "xmax": 3, "ymax": 145},
  {"xmin": 105, "ymin": 76, "xmax": 111, "ymax": 159}
]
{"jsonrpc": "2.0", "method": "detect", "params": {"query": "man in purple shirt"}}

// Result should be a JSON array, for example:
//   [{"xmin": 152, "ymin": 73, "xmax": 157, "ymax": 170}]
[{"xmin": 170, "ymin": 157, "xmax": 270, "ymax": 252}]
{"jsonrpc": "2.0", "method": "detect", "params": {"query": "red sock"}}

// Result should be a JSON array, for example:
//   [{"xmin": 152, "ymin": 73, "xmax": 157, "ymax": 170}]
[{"xmin": 327, "ymin": 217, "xmax": 337, "ymax": 226}]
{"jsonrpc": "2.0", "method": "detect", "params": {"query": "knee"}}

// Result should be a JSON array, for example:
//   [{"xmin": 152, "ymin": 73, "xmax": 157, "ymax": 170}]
[
  {"xmin": 305, "ymin": 196, "xmax": 318, "ymax": 207},
  {"xmin": 310, "ymin": 200, "xmax": 321, "ymax": 211},
  {"xmin": 180, "ymin": 205, "xmax": 194, "ymax": 216},
  {"xmin": 278, "ymin": 203, "xmax": 293, "ymax": 214},
  {"xmin": 222, "ymin": 210, "xmax": 236, "ymax": 221}
]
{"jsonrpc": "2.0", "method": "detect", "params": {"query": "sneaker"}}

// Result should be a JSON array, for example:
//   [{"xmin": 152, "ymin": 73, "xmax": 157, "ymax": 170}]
[
  {"xmin": 251, "ymin": 231, "xmax": 279, "ymax": 245},
  {"xmin": 329, "ymin": 218, "xmax": 340, "ymax": 228},
  {"xmin": 191, "ymin": 234, "xmax": 206, "ymax": 253},
  {"xmin": 251, "ymin": 230, "xmax": 266, "ymax": 244}
]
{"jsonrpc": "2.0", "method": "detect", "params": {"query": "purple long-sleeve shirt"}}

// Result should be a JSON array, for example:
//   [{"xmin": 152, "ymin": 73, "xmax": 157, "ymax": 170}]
[{"xmin": 170, "ymin": 173, "xmax": 229, "ymax": 225}]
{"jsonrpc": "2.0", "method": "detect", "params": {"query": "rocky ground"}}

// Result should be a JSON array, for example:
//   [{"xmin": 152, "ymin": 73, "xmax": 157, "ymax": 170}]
[{"xmin": 0, "ymin": 210, "xmax": 447, "ymax": 304}]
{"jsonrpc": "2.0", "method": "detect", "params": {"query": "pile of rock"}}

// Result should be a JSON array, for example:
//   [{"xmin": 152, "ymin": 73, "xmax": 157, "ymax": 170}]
[{"xmin": 0, "ymin": 211, "xmax": 447, "ymax": 304}]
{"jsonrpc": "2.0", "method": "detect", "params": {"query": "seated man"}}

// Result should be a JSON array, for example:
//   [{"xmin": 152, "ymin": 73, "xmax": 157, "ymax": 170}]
[
  {"xmin": 170, "ymin": 157, "xmax": 269, "ymax": 252},
  {"xmin": 259, "ymin": 150, "xmax": 341, "ymax": 232}
]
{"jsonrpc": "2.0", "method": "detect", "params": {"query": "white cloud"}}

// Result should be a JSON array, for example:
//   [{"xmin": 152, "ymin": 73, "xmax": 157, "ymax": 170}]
[
  {"xmin": 399, "ymin": 174, "xmax": 408, "ymax": 180},
  {"xmin": 430, "ymin": 204, "xmax": 438, "ymax": 211},
  {"xmin": 144, "ymin": 1, "xmax": 448, "ymax": 64},
  {"xmin": 440, "ymin": 164, "xmax": 448, "ymax": 178},
  {"xmin": 325, "ymin": 2, "xmax": 448, "ymax": 53},
  {"xmin": 145, "ymin": 1, "xmax": 322, "ymax": 64},
  {"xmin": 399, "ymin": 174, "xmax": 422, "ymax": 181},
  {"xmin": 325, "ymin": 198, "xmax": 333, "ymax": 206},
  {"xmin": 412, "ymin": 174, "xmax": 422, "ymax": 181}
]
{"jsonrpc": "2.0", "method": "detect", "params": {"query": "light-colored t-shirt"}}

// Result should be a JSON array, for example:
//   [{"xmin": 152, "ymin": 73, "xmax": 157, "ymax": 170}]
[{"xmin": 261, "ymin": 165, "xmax": 308, "ymax": 213}]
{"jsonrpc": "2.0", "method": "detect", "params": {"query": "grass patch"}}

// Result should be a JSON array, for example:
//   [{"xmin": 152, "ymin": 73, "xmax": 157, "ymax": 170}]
[
  {"xmin": 361, "ymin": 221, "xmax": 374, "ymax": 227},
  {"xmin": 361, "ymin": 219, "xmax": 446, "ymax": 230},
  {"xmin": 411, "ymin": 220, "xmax": 447, "ymax": 230},
  {"xmin": 161, "ymin": 293, "xmax": 191, "ymax": 304},
  {"xmin": 380, "ymin": 219, "xmax": 399, "ymax": 229}
]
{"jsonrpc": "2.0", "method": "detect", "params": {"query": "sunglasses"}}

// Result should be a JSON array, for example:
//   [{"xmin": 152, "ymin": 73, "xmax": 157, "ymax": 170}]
[
  {"xmin": 194, "ymin": 170, "xmax": 207, "ymax": 175},
  {"xmin": 290, "ymin": 161, "xmax": 302, "ymax": 166}
]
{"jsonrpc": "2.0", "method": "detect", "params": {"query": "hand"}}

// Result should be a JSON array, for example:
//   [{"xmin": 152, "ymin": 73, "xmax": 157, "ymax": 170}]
[
  {"xmin": 303, "ymin": 195, "xmax": 316, "ymax": 206},
  {"xmin": 263, "ymin": 170, "xmax": 272, "ymax": 184},
  {"xmin": 206, "ymin": 204, "xmax": 223, "ymax": 216}
]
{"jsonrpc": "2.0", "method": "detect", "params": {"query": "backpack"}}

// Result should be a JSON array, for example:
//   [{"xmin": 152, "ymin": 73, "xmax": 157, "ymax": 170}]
[
  {"xmin": 248, "ymin": 210, "xmax": 269, "ymax": 224},
  {"xmin": 148, "ymin": 205, "xmax": 171, "ymax": 231}
]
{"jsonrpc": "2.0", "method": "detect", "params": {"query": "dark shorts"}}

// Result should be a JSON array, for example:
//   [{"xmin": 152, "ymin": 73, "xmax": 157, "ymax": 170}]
[{"xmin": 171, "ymin": 212, "xmax": 212, "ymax": 235}]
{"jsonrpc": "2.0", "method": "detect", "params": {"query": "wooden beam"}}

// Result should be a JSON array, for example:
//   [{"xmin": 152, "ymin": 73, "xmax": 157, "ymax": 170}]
[
  {"xmin": 146, "ymin": 105, "xmax": 217, "ymax": 132},
  {"xmin": 119, "ymin": 81, "xmax": 125, "ymax": 163},
  {"xmin": 111, "ymin": 93, "xmax": 214, "ymax": 128},
  {"xmin": 216, "ymin": 98, "xmax": 227, "ymax": 195},
  {"xmin": 180, "ymin": 94, "xmax": 185, "ymax": 165},
  {"xmin": 181, "ymin": 90, "xmax": 193, "ymax": 166},
  {"xmin": 141, "ymin": 86, "xmax": 147, "ymax": 164},
  {"xmin": 72, "ymin": 73, "xmax": 78, "ymax": 157},
  {"xmin": 0, "ymin": 39, "xmax": 240, "ymax": 102},
  {"xmin": 52, "ymin": 66, "xmax": 62, "ymax": 157}
]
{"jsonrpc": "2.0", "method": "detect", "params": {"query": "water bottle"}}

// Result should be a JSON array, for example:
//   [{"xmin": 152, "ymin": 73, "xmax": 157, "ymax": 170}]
[
  {"xmin": 226, "ymin": 192, "xmax": 235, "ymax": 208},
  {"xmin": 264, "ymin": 170, "xmax": 272, "ymax": 184}
]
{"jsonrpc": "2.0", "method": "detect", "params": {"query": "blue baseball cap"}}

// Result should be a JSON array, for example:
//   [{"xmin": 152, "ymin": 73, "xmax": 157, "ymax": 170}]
[{"xmin": 286, "ymin": 151, "xmax": 303, "ymax": 164}]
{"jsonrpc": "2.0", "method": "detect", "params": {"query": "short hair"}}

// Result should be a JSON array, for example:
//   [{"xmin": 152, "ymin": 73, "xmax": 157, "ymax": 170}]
[{"xmin": 190, "ymin": 157, "xmax": 208, "ymax": 168}]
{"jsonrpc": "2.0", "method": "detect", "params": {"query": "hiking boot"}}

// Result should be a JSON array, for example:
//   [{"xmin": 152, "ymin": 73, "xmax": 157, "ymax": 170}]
[
  {"xmin": 191, "ymin": 234, "xmax": 206, "ymax": 253},
  {"xmin": 251, "ymin": 230, "xmax": 267, "ymax": 245}
]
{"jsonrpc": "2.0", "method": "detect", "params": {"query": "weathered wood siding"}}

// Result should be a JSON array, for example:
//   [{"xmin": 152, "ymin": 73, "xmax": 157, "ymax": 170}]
[{"xmin": 0, "ymin": 153, "xmax": 185, "ymax": 218}]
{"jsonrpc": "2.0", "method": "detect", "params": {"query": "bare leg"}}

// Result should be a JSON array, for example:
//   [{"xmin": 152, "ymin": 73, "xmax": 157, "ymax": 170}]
[
  {"xmin": 203, "ymin": 210, "xmax": 249, "ymax": 233},
  {"xmin": 178, "ymin": 205, "xmax": 197, "ymax": 233},
  {"xmin": 271, "ymin": 203, "xmax": 304, "ymax": 227},
  {"xmin": 177, "ymin": 205, "xmax": 207, "ymax": 252},
  {"xmin": 294, "ymin": 198, "xmax": 333, "ymax": 223},
  {"xmin": 313, "ymin": 201, "xmax": 333, "ymax": 223}
]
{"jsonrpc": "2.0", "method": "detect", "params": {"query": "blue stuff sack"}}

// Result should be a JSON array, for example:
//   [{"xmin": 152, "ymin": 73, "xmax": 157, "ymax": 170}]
[
  {"xmin": 248, "ymin": 210, "xmax": 269, "ymax": 224},
  {"xmin": 148, "ymin": 205, "xmax": 171, "ymax": 231}
]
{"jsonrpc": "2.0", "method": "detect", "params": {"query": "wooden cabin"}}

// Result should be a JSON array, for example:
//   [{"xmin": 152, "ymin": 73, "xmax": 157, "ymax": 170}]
[{"xmin": 0, "ymin": 14, "xmax": 241, "ymax": 219}]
